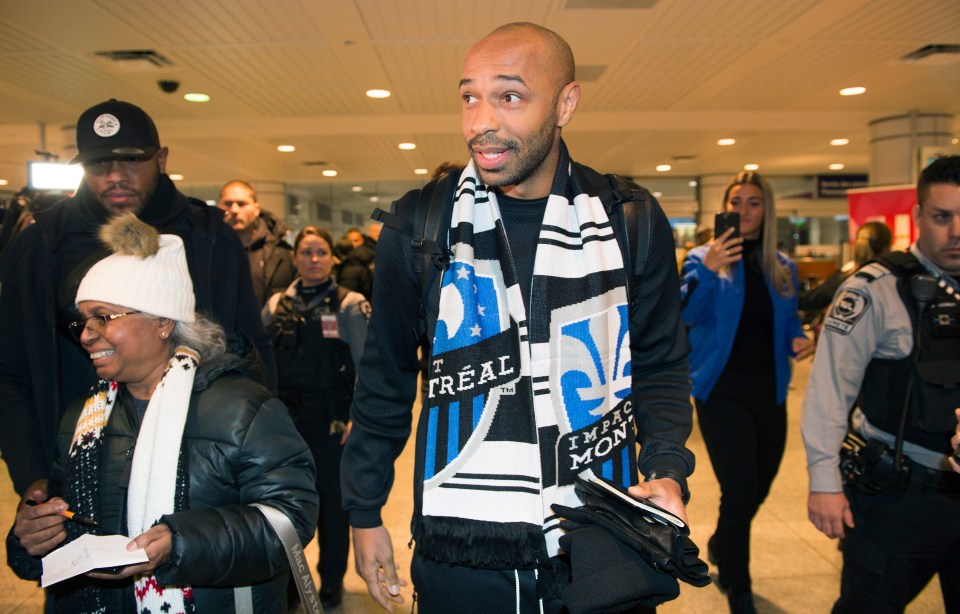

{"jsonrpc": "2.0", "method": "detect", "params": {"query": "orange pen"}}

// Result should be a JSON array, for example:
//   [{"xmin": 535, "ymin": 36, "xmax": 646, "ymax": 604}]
[{"xmin": 25, "ymin": 499, "xmax": 99, "ymax": 527}]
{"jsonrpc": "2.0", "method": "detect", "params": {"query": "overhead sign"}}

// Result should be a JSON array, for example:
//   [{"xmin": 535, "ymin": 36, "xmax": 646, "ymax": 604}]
[{"xmin": 817, "ymin": 174, "xmax": 869, "ymax": 199}]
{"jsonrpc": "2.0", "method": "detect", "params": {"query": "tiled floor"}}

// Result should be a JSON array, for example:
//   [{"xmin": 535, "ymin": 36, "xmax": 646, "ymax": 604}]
[{"xmin": 0, "ymin": 358, "xmax": 945, "ymax": 612}]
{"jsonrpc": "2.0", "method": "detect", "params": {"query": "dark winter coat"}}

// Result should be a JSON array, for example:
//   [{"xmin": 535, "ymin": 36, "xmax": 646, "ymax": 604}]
[
  {"xmin": 244, "ymin": 210, "xmax": 297, "ymax": 307},
  {"xmin": 6, "ymin": 348, "xmax": 318, "ymax": 613}
]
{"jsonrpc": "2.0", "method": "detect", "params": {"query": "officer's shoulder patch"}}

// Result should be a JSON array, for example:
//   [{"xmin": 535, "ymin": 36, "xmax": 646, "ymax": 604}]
[{"xmin": 824, "ymin": 288, "xmax": 872, "ymax": 335}]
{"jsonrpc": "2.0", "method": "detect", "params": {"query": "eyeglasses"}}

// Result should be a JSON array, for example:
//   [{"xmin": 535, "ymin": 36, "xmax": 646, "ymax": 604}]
[{"xmin": 68, "ymin": 311, "xmax": 141, "ymax": 341}]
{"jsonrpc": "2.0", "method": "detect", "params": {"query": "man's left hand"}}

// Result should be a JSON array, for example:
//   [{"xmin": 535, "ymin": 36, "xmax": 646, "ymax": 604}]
[{"xmin": 628, "ymin": 478, "xmax": 688, "ymax": 525}]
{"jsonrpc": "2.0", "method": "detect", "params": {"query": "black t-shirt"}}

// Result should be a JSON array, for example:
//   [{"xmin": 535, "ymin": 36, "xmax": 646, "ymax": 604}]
[
  {"xmin": 496, "ymin": 193, "xmax": 548, "ymax": 312},
  {"xmin": 712, "ymin": 239, "xmax": 777, "ymax": 406}
]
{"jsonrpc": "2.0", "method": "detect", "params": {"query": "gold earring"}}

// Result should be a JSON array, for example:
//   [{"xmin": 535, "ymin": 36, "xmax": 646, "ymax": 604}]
[{"xmin": 160, "ymin": 331, "xmax": 169, "ymax": 339}]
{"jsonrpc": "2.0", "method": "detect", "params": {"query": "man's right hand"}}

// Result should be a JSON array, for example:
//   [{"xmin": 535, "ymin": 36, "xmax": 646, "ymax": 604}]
[
  {"xmin": 808, "ymin": 491, "xmax": 854, "ymax": 539},
  {"xmin": 353, "ymin": 525, "xmax": 407, "ymax": 611}
]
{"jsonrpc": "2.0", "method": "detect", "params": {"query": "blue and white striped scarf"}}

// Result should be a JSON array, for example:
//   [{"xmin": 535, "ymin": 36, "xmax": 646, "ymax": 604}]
[{"xmin": 416, "ymin": 144, "xmax": 637, "ymax": 567}]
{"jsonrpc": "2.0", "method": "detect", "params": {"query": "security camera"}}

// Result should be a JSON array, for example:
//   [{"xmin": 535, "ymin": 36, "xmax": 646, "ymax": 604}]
[{"xmin": 158, "ymin": 80, "xmax": 180, "ymax": 94}]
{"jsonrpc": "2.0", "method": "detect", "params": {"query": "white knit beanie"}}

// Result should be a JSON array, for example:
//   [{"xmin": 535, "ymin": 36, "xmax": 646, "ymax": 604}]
[{"xmin": 76, "ymin": 216, "xmax": 196, "ymax": 323}]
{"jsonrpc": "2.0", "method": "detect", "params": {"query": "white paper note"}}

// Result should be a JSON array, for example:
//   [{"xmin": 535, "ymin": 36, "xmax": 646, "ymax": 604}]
[{"xmin": 41, "ymin": 534, "xmax": 148, "ymax": 588}]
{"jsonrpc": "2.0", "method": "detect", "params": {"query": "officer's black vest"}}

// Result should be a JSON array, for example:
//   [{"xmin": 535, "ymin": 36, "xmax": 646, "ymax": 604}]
[
  {"xmin": 270, "ymin": 286, "xmax": 355, "ymax": 426},
  {"xmin": 856, "ymin": 252, "xmax": 960, "ymax": 453}
]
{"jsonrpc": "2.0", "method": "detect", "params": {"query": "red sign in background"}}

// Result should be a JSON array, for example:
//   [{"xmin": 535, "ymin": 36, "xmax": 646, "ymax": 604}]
[{"xmin": 847, "ymin": 185, "xmax": 916, "ymax": 252}]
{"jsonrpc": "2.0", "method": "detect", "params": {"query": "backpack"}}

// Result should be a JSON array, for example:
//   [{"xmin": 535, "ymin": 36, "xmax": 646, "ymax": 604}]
[{"xmin": 371, "ymin": 165, "xmax": 656, "ymax": 322}]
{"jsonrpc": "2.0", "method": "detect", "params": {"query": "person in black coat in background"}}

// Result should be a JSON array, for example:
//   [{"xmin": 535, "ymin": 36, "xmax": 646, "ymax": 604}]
[{"xmin": 334, "ymin": 237, "xmax": 374, "ymax": 300}]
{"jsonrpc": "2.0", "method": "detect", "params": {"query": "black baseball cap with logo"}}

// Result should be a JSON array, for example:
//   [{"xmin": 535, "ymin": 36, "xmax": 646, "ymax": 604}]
[{"xmin": 69, "ymin": 99, "xmax": 161, "ymax": 165}]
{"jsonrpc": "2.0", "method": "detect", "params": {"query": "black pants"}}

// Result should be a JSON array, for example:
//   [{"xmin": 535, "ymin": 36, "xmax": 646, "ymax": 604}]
[
  {"xmin": 834, "ymin": 483, "xmax": 960, "ymax": 613},
  {"xmin": 304, "ymin": 424, "xmax": 350, "ymax": 591},
  {"xmin": 411, "ymin": 552, "xmax": 565, "ymax": 614},
  {"xmin": 695, "ymin": 396, "xmax": 786, "ymax": 593}
]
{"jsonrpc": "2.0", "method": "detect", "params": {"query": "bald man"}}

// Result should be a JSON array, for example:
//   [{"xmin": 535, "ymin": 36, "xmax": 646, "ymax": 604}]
[{"xmin": 342, "ymin": 23, "xmax": 694, "ymax": 612}]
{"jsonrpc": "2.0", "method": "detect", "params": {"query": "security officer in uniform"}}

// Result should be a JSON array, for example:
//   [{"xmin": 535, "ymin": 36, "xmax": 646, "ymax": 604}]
[
  {"xmin": 801, "ymin": 154, "xmax": 960, "ymax": 613},
  {"xmin": 262, "ymin": 225, "xmax": 370, "ymax": 610}
]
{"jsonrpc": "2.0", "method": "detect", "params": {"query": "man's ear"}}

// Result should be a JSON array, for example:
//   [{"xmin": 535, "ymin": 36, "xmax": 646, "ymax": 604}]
[
  {"xmin": 556, "ymin": 81, "xmax": 580, "ymax": 128},
  {"xmin": 156, "ymin": 147, "xmax": 170, "ymax": 175}
]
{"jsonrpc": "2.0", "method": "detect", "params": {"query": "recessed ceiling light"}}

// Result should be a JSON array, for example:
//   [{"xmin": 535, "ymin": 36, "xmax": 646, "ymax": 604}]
[
  {"xmin": 414, "ymin": 168, "xmax": 428, "ymax": 175},
  {"xmin": 351, "ymin": 186, "xmax": 363, "ymax": 192},
  {"xmin": 688, "ymin": 180, "xmax": 698, "ymax": 187},
  {"xmin": 652, "ymin": 191, "xmax": 663, "ymax": 198},
  {"xmin": 953, "ymin": 138, "xmax": 959, "ymax": 145},
  {"xmin": 829, "ymin": 163, "xmax": 845, "ymax": 170},
  {"xmin": 656, "ymin": 164, "xmax": 671, "ymax": 172},
  {"xmin": 744, "ymin": 164, "xmax": 759, "ymax": 171},
  {"xmin": 183, "ymin": 93, "xmax": 210, "ymax": 103},
  {"xmin": 830, "ymin": 138, "xmax": 850, "ymax": 146},
  {"xmin": 366, "ymin": 89, "xmax": 391, "ymax": 99},
  {"xmin": 0, "ymin": 179, "xmax": 8, "ymax": 186},
  {"xmin": 169, "ymin": 173, "xmax": 184, "ymax": 181},
  {"xmin": 839, "ymin": 86, "xmax": 866, "ymax": 96},
  {"xmin": 369, "ymin": 195, "xmax": 380, "ymax": 203},
  {"xmin": 398, "ymin": 142, "xmax": 416, "ymax": 150},
  {"xmin": 322, "ymin": 170, "xmax": 338, "ymax": 177},
  {"xmin": 717, "ymin": 138, "xmax": 736, "ymax": 146},
  {"xmin": 277, "ymin": 145, "xmax": 296, "ymax": 152}
]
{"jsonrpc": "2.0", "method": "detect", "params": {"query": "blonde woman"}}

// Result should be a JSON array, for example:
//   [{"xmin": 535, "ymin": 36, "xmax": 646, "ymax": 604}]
[{"xmin": 680, "ymin": 171, "xmax": 813, "ymax": 614}]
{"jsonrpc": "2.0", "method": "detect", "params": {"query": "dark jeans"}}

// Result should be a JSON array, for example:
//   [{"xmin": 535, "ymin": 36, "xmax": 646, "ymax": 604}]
[
  {"xmin": 834, "ymin": 484, "xmax": 960, "ymax": 613},
  {"xmin": 695, "ymin": 396, "xmax": 786, "ymax": 593}
]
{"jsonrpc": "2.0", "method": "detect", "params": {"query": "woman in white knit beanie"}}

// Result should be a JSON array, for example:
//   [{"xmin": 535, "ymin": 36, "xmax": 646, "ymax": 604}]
[{"xmin": 9, "ymin": 215, "xmax": 319, "ymax": 613}]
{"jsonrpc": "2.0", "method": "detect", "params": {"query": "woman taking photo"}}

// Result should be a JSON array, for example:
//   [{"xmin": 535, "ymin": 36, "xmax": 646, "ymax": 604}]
[
  {"xmin": 264, "ymin": 226, "xmax": 369, "ymax": 610},
  {"xmin": 8, "ymin": 216, "xmax": 318, "ymax": 613},
  {"xmin": 681, "ymin": 171, "xmax": 813, "ymax": 614}
]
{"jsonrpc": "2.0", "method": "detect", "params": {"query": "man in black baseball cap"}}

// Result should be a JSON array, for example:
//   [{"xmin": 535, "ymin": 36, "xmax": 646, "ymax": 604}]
[
  {"xmin": 67, "ymin": 99, "xmax": 166, "ymax": 217},
  {"xmin": 0, "ymin": 99, "xmax": 277, "ymax": 513}
]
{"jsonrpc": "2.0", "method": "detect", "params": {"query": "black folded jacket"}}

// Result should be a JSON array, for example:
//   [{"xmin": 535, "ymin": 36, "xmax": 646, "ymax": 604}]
[
  {"xmin": 552, "ymin": 476, "xmax": 711, "ymax": 588},
  {"xmin": 559, "ymin": 524, "xmax": 679, "ymax": 614}
]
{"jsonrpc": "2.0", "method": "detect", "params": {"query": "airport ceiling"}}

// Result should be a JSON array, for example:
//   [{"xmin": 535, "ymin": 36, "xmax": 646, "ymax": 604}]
[{"xmin": 1, "ymin": 0, "xmax": 959, "ymax": 210}]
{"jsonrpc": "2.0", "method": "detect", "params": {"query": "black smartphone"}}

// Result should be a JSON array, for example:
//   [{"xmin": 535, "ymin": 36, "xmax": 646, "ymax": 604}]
[{"xmin": 714, "ymin": 211, "xmax": 740, "ymax": 240}]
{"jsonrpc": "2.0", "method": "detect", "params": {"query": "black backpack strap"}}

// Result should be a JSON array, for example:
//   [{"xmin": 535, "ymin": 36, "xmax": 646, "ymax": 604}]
[
  {"xmin": 413, "ymin": 170, "xmax": 460, "ymax": 322},
  {"xmin": 604, "ymin": 173, "xmax": 652, "ymax": 280},
  {"xmin": 371, "ymin": 170, "xmax": 461, "ymax": 324},
  {"xmin": 371, "ymin": 207, "xmax": 411, "ymax": 237},
  {"xmin": 415, "ymin": 170, "xmax": 460, "ymax": 275},
  {"xmin": 577, "ymin": 165, "xmax": 653, "ymax": 310}
]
